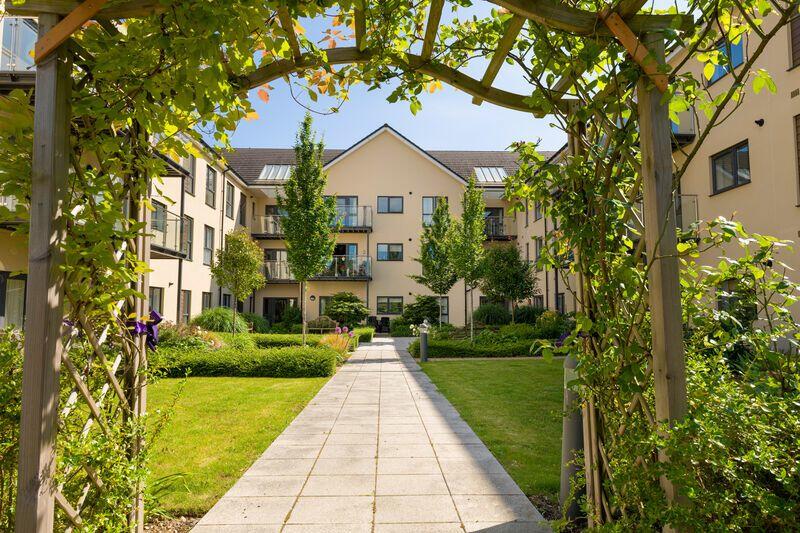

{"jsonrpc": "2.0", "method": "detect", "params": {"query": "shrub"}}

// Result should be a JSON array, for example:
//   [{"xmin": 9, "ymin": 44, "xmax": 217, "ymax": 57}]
[
  {"xmin": 402, "ymin": 295, "xmax": 442, "ymax": 325},
  {"xmin": 251, "ymin": 333, "xmax": 323, "ymax": 348},
  {"xmin": 499, "ymin": 323, "xmax": 538, "ymax": 339},
  {"xmin": 513, "ymin": 305, "xmax": 545, "ymax": 325},
  {"xmin": 534, "ymin": 310, "xmax": 573, "ymax": 339},
  {"xmin": 325, "ymin": 292, "xmax": 369, "ymax": 327},
  {"xmin": 160, "ymin": 345, "xmax": 338, "ymax": 378},
  {"xmin": 240, "ymin": 312, "xmax": 269, "ymax": 333},
  {"xmin": 190, "ymin": 307, "xmax": 248, "ymax": 333},
  {"xmin": 353, "ymin": 327, "xmax": 374, "ymax": 343},
  {"xmin": 280, "ymin": 305, "xmax": 302, "ymax": 325},
  {"xmin": 408, "ymin": 338, "xmax": 534, "ymax": 358},
  {"xmin": 390, "ymin": 318, "xmax": 413, "ymax": 337},
  {"xmin": 0, "ymin": 328, "xmax": 22, "ymax": 530},
  {"xmin": 228, "ymin": 334, "xmax": 256, "ymax": 351},
  {"xmin": 472, "ymin": 303, "xmax": 511, "ymax": 325},
  {"xmin": 158, "ymin": 322, "xmax": 222, "ymax": 350},
  {"xmin": 290, "ymin": 323, "xmax": 304, "ymax": 333}
]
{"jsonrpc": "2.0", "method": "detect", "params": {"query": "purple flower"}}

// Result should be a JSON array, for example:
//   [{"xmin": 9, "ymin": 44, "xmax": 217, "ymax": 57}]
[
  {"xmin": 335, "ymin": 326, "xmax": 342, "ymax": 334},
  {"xmin": 349, "ymin": 331, "xmax": 354, "ymax": 337},
  {"xmin": 342, "ymin": 326, "xmax": 349, "ymax": 333}
]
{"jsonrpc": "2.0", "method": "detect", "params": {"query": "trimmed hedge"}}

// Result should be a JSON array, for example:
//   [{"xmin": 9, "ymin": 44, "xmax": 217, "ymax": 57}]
[
  {"xmin": 251, "ymin": 333, "xmax": 323, "ymax": 348},
  {"xmin": 390, "ymin": 318, "xmax": 413, "ymax": 337},
  {"xmin": 353, "ymin": 327, "xmax": 374, "ymax": 343},
  {"xmin": 159, "ymin": 345, "xmax": 338, "ymax": 377},
  {"xmin": 408, "ymin": 338, "xmax": 534, "ymax": 358}
]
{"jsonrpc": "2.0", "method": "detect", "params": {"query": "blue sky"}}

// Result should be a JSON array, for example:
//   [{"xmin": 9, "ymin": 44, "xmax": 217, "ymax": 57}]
[{"xmin": 226, "ymin": 3, "xmax": 565, "ymax": 152}]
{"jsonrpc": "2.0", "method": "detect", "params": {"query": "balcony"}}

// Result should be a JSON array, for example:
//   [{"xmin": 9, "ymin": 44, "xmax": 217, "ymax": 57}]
[
  {"xmin": 315, "ymin": 255, "xmax": 372, "ymax": 280},
  {"xmin": 484, "ymin": 216, "xmax": 517, "ymax": 241},
  {"xmin": 253, "ymin": 206, "xmax": 373, "ymax": 239},
  {"xmin": 151, "ymin": 213, "xmax": 187, "ymax": 259},
  {"xmin": 0, "ymin": 17, "xmax": 37, "ymax": 92},
  {"xmin": 0, "ymin": 196, "xmax": 24, "ymax": 228},
  {"xmin": 334, "ymin": 206, "xmax": 372, "ymax": 232},
  {"xmin": 263, "ymin": 255, "xmax": 372, "ymax": 282}
]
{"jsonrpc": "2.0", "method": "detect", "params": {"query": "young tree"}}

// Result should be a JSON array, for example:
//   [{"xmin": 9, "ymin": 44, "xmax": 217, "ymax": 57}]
[
  {"xmin": 479, "ymin": 244, "xmax": 538, "ymax": 321},
  {"xmin": 278, "ymin": 114, "xmax": 338, "ymax": 345},
  {"xmin": 411, "ymin": 198, "xmax": 457, "ymax": 324},
  {"xmin": 449, "ymin": 177, "xmax": 486, "ymax": 343},
  {"xmin": 211, "ymin": 227, "xmax": 266, "ymax": 336},
  {"xmin": 325, "ymin": 291, "xmax": 370, "ymax": 328}
]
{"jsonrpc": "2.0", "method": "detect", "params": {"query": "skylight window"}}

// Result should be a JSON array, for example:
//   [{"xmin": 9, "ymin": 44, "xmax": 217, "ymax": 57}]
[
  {"xmin": 473, "ymin": 167, "xmax": 508, "ymax": 183},
  {"xmin": 258, "ymin": 165, "xmax": 294, "ymax": 181}
]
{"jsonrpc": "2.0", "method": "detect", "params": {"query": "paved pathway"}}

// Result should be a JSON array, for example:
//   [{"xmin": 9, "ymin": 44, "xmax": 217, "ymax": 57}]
[{"xmin": 193, "ymin": 337, "xmax": 549, "ymax": 532}]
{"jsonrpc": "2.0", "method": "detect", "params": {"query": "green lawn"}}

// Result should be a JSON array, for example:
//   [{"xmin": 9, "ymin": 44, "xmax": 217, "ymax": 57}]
[
  {"xmin": 420, "ymin": 358, "xmax": 564, "ymax": 498},
  {"xmin": 147, "ymin": 376, "xmax": 328, "ymax": 516}
]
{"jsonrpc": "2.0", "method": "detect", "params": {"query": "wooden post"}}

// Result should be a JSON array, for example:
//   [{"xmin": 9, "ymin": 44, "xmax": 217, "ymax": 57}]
[
  {"xmin": 636, "ymin": 34, "xmax": 688, "ymax": 509},
  {"xmin": 16, "ymin": 13, "xmax": 71, "ymax": 533}
]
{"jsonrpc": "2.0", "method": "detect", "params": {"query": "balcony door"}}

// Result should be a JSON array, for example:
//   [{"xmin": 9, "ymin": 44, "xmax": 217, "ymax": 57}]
[
  {"xmin": 262, "ymin": 297, "xmax": 297, "ymax": 323},
  {"xmin": 484, "ymin": 207, "xmax": 504, "ymax": 236},
  {"xmin": 336, "ymin": 196, "xmax": 358, "ymax": 227}
]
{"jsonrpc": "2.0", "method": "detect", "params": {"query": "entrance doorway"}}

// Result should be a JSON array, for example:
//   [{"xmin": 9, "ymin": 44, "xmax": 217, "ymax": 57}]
[{"xmin": 263, "ymin": 297, "xmax": 297, "ymax": 324}]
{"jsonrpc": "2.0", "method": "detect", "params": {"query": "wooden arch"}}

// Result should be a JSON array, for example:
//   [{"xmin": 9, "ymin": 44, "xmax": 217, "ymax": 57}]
[{"xmin": 8, "ymin": 1, "xmax": 692, "ymax": 531}]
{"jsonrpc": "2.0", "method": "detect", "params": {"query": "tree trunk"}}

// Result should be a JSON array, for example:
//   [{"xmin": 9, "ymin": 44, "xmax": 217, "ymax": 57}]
[
  {"xmin": 438, "ymin": 294, "xmax": 442, "ymax": 325},
  {"xmin": 232, "ymin": 302, "xmax": 237, "ymax": 339},
  {"xmin": 469, "ymin": 287, "xmax": 474, "ymax": 344},
  {"xmin": 301, "ymin": 280, "xmax": 307, "ymax": 346}
]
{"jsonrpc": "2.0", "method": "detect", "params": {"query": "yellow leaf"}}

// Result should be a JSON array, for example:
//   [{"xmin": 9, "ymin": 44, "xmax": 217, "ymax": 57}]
[{"xmin": 244, "ymin": 111, "xmax": 259, "ymax": 121}]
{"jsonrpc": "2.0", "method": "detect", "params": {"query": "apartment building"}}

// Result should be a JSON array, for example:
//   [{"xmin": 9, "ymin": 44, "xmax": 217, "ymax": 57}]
[
  {"xmin": 668, "ymin": 13, "xmax": 800, "ymax": 293},
  {"xmin": 224, "ymin": 125, "xmax": 550, "ymax": 327}
]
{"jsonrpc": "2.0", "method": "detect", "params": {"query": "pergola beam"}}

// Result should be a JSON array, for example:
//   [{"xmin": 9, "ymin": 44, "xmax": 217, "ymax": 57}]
[
  {"xmin": 421, "ymin": 0, "xmax": 445, "ymax": 61},
  {"xmin": 354, "ymin": 7, "xmax": 366, "ymax": 50},
  {"xmin": 601, "ymin": 10, "xmax": 668, "ymax": 92},
  {"xmin": 277, "ymin": 6, "xmax": 303, "ymax": 62},
  {"xmin": 35, "ymin": 0, "xmax": 108, "ymax": 64},
  {"xmin": 473, "ymin": 14, "xmax": 526, "ymax": 105},
  {"xmin": 241, "ymin": 46, "xmax": 571, "ymax": 116}
]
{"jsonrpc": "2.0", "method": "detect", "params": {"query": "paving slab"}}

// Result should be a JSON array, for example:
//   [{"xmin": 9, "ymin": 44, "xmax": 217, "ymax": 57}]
[{"xmin": 192, "ymin": 337, "xmax": 548, "ymax": 532}]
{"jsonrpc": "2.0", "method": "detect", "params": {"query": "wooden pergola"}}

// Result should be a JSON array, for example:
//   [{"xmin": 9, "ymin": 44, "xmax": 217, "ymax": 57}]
[{"xmin": 7, "ymin": 0, "xmax": 693, "ymax": 531}]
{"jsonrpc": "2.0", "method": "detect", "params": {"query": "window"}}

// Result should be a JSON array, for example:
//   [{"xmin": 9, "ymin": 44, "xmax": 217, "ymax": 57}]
[
  {"xmin": 184, "ymin": 155, "xmax": 196, "ymax": 195},
  {"xmin": 0, "ymin": 272, "xmax": 27, "ymax": 328},
  {"xmin": 534, "ymin": 201, "xmax": 542, "ymax": 221},
  {"xmin": 205, "ymin": 167, "xmax": 217, "ymax": 207},
  {"xmin": 532, "ymin": 295, "xmax": 544, "ymax": 309},
  {"xmin": 152, "ymin": 201, "xmax": 166, "ymax": 232},
  {"xmin": 791, "ymin": 17, "xmax": 800, "ymax": 68},
  {"xmin": 377, "ymin": 243, "xmax": 403, "ymax": 261},
  {"xmin": 707, "ymin": 39, "xmax": 745, "ymax": 85},
  {"xmin": 535, "ymin": 237, "xmax": 543, "ymax": 271},
  {"xmin": 437, "ymin": 296, "xmax": 449, "ymax": 324},
  {"xmin": 149, "ymin": 287, "xmax": 164, "ymax": 314},
  {"xmin": 377, "ymin": 196, "xmax": 403, "ymax": 213},
  {"xmin": 202, "ymin": 291, "xmax": 212, "ymax": 311},
  {"xmin": 225, "ymin": 182, "xmax": 234, "ymax": 219},
  {"xmin": 222, "ymin": 293, "xmax": 232, "ymax": 308},
  {"xmin": 0, "ymin": 18, "xmax": 37, "ymax": 72},
  {"xmin": 238, "ymin": 192, "xmax": 247, "ymax": 225},
  {"xmin": 712, "ymin": 141, "xmax": 750, "ymax": 194},
  {"xmin": 203, "ymin": 225, "xmax": 214, "ymax": 265},
  {"xmin": 556, "ymin": 293, "xmax": 565, "ymax": 314},
  {"xmin": 180, "ymin": 290, "xmax": 191, "ymax": 324},
  {"xmin": 319, "ymin": 296, "xmax": 332, "ymax": 316},
  {"xmin": 182, "ymin": 215, "xmax": 193, "ymax": 260},
  {"xmin": 335, "ymin": 196, "xmax": 359, "ymax": 227},
  {"xmin": 525, "ymin": 242, "xmax": 530, "ymax": 262},
  {"xmin": 422, "ymin": 196, "xmax": 444, "ymax": 225},
  {"xmin": 377, "ymin": 296, "xmax": 403, "ymax": 315}
]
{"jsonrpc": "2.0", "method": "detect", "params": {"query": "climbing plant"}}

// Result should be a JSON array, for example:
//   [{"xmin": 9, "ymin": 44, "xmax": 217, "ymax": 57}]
[{"xmin": 1, "ymin": 0, "xmax": 798, "ymax": 529}]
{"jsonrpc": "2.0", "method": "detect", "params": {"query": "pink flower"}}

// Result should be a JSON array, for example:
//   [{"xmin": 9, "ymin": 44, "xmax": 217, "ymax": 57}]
[
  {"xmin": 342, "ymin": 326, "xmax": 349, "ymax": 333},
  {"xmin": 349, "ymin": 331, "xmax": 355, "ymax": 337},
  {"xmin": 335, "ymin": 326, "xmax": 342, "ymax": 334}
]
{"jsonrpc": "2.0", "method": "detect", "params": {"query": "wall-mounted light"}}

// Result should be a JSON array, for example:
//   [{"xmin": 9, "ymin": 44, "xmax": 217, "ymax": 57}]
[
  {"xmin": 309, "ymin": 295, "xmax": 316, "ymax": 301},
  {"xmin": 755, "ymin": 118, "xmax": 765, "ymax": 127}
]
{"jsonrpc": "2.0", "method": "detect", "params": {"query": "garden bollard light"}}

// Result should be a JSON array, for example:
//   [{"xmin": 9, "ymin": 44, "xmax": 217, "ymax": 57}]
[
  {"xmin": 560, "ymin": 354, "xmax": 583, "ymax": 521},
  {"xmin": 419, "ymin": 319, "xmax": 430, "ymax": 362}
]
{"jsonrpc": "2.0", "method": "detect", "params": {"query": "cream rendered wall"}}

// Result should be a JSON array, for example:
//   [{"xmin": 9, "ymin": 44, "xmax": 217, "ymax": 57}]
[
  {"xmin": 672, "ymin": 15, "xmax": 800, "ymax": 289},
  {"xmin": 0, "ymin": 229, "xmax": 29, "ymax": 272}
]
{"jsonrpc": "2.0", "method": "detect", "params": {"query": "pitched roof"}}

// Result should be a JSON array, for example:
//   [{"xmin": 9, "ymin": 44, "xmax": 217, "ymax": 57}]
[{"xmin": 222, "ymin": 124, "xmax": 555, "ymax": 186}]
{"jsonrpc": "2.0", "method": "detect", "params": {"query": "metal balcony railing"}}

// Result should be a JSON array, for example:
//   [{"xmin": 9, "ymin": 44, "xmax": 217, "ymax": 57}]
[
  {"xmin": 0, "ymin": 196, "xmax": 19, "ymax": 211},
  {"xmin": 317, "ymin": 255, "xmax": 372, "ymax": 279},
  {"xmin": 264, "ymin": 260, "xmax": 295, "ymax": 281},
  {"xmin": 333, "ymin": 206, "xmax": 372, "ymax": 229},
  {"xmin": 255, "ymin": 215, "xmax": 284, "ymax": 235},
  {"xmin": 484, "ymin": 216, "xmax": 517, "ymax": 239},
  {"xmin": 151, "ymin": 213, "xmax": 184, "ymax": 254}
]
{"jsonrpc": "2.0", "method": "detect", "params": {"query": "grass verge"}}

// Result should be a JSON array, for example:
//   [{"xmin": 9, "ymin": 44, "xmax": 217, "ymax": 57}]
[
  {"xmin": 147, "ymin": 376, "xmax": 327, "ymax": 516},
  {"xmin": 420, "ymin": 358, "xmax": 564, "ymax": 499}
]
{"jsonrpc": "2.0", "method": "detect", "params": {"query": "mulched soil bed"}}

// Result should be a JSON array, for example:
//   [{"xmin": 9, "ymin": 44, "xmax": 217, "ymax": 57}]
[{"xmin": 144, "ymin": 516, "xmax": 199, "ymax": 532}]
